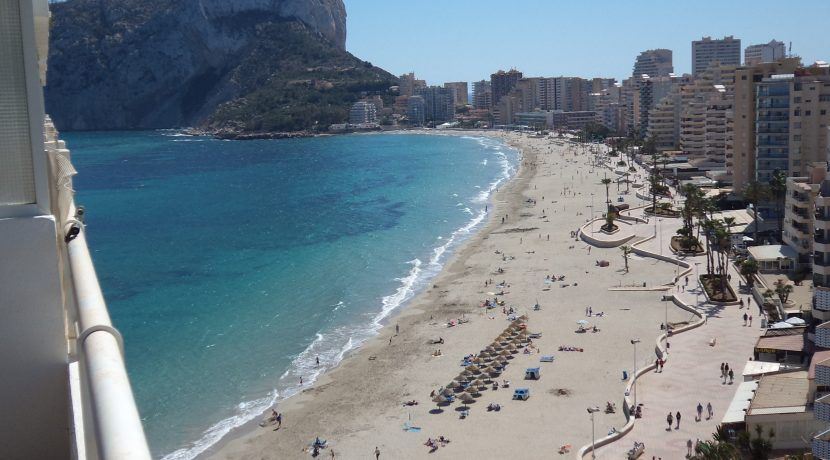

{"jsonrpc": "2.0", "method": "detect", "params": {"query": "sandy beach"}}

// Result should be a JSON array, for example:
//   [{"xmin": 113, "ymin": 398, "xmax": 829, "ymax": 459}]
[{"xmin": 205, "ymin": 131, "xmax": 696, "ymax": 459}]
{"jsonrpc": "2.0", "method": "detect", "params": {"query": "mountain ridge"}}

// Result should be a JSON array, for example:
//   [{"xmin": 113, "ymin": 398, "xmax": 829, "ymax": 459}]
[{"xmin": 45, "ymin": 0, "xmax": 396, "ymax": 132}]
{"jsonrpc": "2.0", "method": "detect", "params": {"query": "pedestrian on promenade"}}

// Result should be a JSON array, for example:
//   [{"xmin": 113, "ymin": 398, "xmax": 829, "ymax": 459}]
[
  {"xmin": 743, "ymin": 312, "xmax": 748, "ymax": 326},
  {"xmin": 659, "ymin": 358, "xmax": 664, "ymax": 372},
  {"xmin": 685, "ymin": 276, "xmax": 689, "ymax": 286},
  {"xmin": 739, "ymin": 299, "xmax": 744, "ymax": 308},
  {"xmin": 696, "ymin": 402, "xmax": 703, "ymax": 421},
  {"xmin": 749, "ymin": 315, "xmax": 753, "ymax": 327},
  {"xmin": 666, "ymin": 412, "xmax": 673, "ymax": 431},
  {"xmin": 728, "ymin": 369, "xmax": 734, "ymax": 384},
  {"xmin": 706, "ymin": 402, "xmax": 713, "ymax": 419},
  {"xmin": 374, "ymin": 446, "xmax": 380, "ymax": 459},
  {"xmin": 720, "ymin": 362, "xmax": 725, "ymax": 378},
  {"xmin": 687, "ymin": 439, "xmax": 693, "ymax": 457},
  {"xmin": 655, "ymin": 359, "xmax": 660, "ymax": 372},
  {"xmin": 676, "ymin": 411, "xmax": 681, "ymax": 429},
  {"xmin": 725, "ymin": 363, "xmax": 730, "ymax": 375}
]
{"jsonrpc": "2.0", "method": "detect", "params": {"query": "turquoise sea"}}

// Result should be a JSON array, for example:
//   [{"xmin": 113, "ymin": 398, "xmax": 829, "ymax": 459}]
[{"xmin": 64, "ymin": 131, "xmax": 519, "ymax": 458}]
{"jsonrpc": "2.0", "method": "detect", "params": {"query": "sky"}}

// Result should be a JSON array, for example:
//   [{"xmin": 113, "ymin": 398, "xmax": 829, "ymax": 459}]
[{"xmin": 344, "ymin": 0, "xmax": 830, "ymax": 85}]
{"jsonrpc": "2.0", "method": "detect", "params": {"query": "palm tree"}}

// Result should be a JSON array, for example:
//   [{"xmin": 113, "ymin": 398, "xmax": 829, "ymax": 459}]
[
  {"xmin": 740, "ymin": 259, "xmax": 759, "ymax": 288},
  {"xmin": 620, "ymin": 245, "xmax": 632, "ymax": 272},
  {"xmin": 744, "ymin": 180, "xmax": 770, "ymax": 245},
  {"xmin": 691, "ymin": 440, "xmax": 741, "ymax": 460},
  {"xmin": 774, "ymin": 279, "xmax": 794, "ymax": 304},
  {"xmin": 770, "ymin": 170, "xmax": 788, "ymax": 239}
]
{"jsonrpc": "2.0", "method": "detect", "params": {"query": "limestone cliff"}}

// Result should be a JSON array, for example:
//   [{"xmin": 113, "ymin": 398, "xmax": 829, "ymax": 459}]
[{"xmin": 45, "ymin": 0, "xmax": 394, "ymax": 132}]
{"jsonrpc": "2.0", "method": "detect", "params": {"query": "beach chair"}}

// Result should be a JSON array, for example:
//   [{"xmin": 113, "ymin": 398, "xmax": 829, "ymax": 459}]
[{"xmin": 539, "ymin": 355, "xmax": 555, "ymax": 362}]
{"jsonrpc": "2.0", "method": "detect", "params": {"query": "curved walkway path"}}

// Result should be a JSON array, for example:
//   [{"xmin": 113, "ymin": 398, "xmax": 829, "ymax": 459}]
[{"xmin": 579, "ymin": 206, "xmax": 764, "ymax": 460}]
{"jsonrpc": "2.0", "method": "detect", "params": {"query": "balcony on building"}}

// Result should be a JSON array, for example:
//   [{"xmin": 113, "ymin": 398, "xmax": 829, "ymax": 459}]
[{"xmin": 813, "ymin": 428, "xmax": 830, "ymax": 459}]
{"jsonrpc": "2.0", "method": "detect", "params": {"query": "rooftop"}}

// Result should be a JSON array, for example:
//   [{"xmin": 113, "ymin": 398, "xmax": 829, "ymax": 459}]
[
  {"xmin": 746, "ymin": 372, "xmax": 811, "ymax": 416},
  {"xmin": 755, "ymin": 328, "xmax": 808, "ymax": 353},
  {"xmin": 748, "ymin": 244, "xmax": 799, "ymax": 262}
]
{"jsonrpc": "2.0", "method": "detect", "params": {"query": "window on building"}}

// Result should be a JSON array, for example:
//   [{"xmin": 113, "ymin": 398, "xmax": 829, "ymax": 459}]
[
  {"xmin": 795, "ymin": 83, "xmax": 803, "ymax": 91},
  {"xmin": 822, "ymin": 110, "xmax": 827, "ymax": 116},
  {"xmin": 793, "ymin": 135, "xmax": 801, "ymax": 141},
  {"xmin": 806, "ymin": 110, "xmax": 812, "ymax": 116},
  {"xmin": 741, "ymin": 75, "xmax": 747, "ymax": 80},
  {"xmin": 794, "ymin": 110, "xmax": 800, "ymax": 116},
  {"xmin": 795, "ymin": 97, "xmax": 802, "ymax": 103}
]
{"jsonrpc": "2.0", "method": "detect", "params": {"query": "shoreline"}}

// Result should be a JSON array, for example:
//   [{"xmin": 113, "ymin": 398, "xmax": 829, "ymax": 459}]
[
  {"xmin": 203, "ymin": 131, "xmax": 693, "ymax": 459},
  {"xmin": 170, "ymin": 129, "xmax": 523, "ymax": 459}
]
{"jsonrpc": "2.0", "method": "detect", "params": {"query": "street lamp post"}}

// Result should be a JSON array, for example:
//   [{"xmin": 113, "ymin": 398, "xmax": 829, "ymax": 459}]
[
  {"xmin": 588, "ymin": 406, "xmax": 600, "ymax": 459},
  {"xmin": 591, "ymin": 193, "xmax": 595, "ymax": 233},
  {"xmin": 630, "ymin": 339, "xmax": 641, "ymax": 408},
  {"xmin": 659, "ymin": 218, "xmax": 663, "ymax": 255},
  {"xmin": 663, "ymin": 294, "xmax": 669, "ymax": 354}
]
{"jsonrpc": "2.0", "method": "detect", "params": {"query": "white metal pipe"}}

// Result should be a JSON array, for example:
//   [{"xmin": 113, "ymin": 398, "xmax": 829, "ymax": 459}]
[{"xmin": 67, "ymin": 229, "xmax": 151, "ymax": 460}]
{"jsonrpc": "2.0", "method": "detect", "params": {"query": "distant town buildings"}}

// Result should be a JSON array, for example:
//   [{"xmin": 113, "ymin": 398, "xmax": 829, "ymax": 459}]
[
  {"xmin": 415, "ymin": 86, "xmax": 455, "ymax": 124},
  {"xmin": 472, "ymin": 80, "xmax": 492, "ymax": 110},
  {"xmin": 692, "ymin": 36, "xmax": 741, "ymax": 76},
  {"xmin": 633, "ymin": 49, "xmax": 674, "ymax": 79},
  {"xmin": 443, "ymin": 81, "xmax": 469, "ymax": 106},
  {"xmin": 349, "ymin": 101, "xmax": 377, "ymax": 125},
  {"xmin": 490, "ymin": 69, "xmax": 523, "ymax": 106},
  {"xmin": 406, "ymin": 95, "xmax": 426, "ymax": 126},
  {"xmin": 398, "ymin": 72, "xmax": 426, "ymax": 97},
  {"xmin": 745, "ymin": 40, "xmax": 787, "ymax": 66}
]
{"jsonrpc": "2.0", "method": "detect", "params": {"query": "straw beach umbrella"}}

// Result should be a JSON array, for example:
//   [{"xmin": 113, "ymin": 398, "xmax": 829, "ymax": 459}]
[
  {"xmin": 466, "ymin": 365, "xmax": 480, "ymax": 374},
  {"xmin": 447, "ymin": 381, "xmax": 461, "ymax": 389},
  {"xmin": 472, "ymin": 379, "xmax": 486, "ymax": 389}
]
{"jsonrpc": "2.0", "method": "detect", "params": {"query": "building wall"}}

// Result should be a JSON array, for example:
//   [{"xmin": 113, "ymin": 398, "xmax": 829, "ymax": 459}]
[
  {"xmin": 692, "ymin": 36, "xmax": 741, "ymax": 77},
  {"xmin": 731, "ymin": 59, "xmax": 802, "ymax": 192},
  {"xmin": 443, "ymin": 81, "xmax": 468, "ymax": 106},
  {"xmin": 472, "ymin": 80, "xmax": 491, "ymax": 110},
  {"xmin": 491, "ymin": 69, "xmax": 522, "ymax": 106},
  {"xmin": 633, "ymin": 48, "xmax": 673, "ymax": 79},
  {"xmin": 745, "ymin": 40, "xmax": 786, "ymax": 66}
]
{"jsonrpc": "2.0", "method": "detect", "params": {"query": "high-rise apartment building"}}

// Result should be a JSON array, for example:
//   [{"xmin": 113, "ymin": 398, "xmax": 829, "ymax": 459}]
[
  {"xmin": 647, "ymin": 89, "xmax": 683, "ymax": 151},
  {"xmin": 415, "ymin": 86, "xmax": 455, "ymax": 124},
  {"xmin": 638, "ymin": 74, "xmax": 684, "ymax": 137},
  {"xmin": 745, "ymin": 40, "xmax": 786, "ymax": 66},
  {"xmin": 443, "ymin": 81, "xmax": 469, "ymax": 106},
  {"xmin": 349, "ymin": 101, "xmax": 377, "ymax": 124},
  {"xmin": 751, "ymin": 64, "xmax": 830, "ymax": 184},
  {"xmin": 406, "ymin": 95, "xmax": 426, "ymax": 126},
  {"xmin": 472, "ymin": 80, "xmax": 492, "ymax": 110},
  {"xmin": 633, "ymin": 49, "xmax": 674, "ymax": 79},
  {"xmin": 692, "ymin": 36, "xmax": 741, "ymax": 77},
  {"xmin": 490, "ymin": 69, "xmax": 523, "ymax": 106},
  {"xmin": 730, "ymin": 58, "xmax": 801, "ymax": 191},
  {"xmin": 399, "ymin": 72, "xmax": 426, "ymax": 97}
]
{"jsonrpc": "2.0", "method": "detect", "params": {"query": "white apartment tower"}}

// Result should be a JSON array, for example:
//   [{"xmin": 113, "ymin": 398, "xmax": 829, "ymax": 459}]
[
  {"xmin": 692, "ymin": 36, "xmax": 741, "ymax": 77},
  {"xmin": 745, "ymin": 40, "xmax": 786, "ymax": 66}
]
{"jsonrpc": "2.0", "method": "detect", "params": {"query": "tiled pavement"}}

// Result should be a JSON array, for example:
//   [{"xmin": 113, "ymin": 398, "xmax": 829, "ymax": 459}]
[{"xmin": 589, "ymin": 215, "xmax": 765, "ymax": 460}]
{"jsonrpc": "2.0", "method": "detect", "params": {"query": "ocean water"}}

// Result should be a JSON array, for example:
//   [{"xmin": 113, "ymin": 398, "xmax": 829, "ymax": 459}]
[{"xmin": 64, "ymin": 131, "xmax": 519, "ymax": 458}]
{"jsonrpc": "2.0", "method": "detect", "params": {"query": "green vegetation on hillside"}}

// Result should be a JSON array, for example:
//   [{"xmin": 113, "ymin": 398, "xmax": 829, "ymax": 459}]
[{"xmin": 209, "ymin": 20, "xmax": 398, "ymax": 133}]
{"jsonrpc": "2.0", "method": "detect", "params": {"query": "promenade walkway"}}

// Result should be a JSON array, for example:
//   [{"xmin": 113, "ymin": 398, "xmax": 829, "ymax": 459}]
[{"xmin": 589, "ymin": 208, "xmax": 765, "ymax": 459}]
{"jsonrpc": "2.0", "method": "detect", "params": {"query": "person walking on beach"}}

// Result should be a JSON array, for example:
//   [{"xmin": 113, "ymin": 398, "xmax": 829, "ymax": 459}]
[
  {"xmin": 749, "ymin": 315, "xmax": 753, "ymax": 327},
  {"xmin": 666, "ymin": 412, "xmax": 673, "ymax": 430},
  {"xmin": 720, "ymin": 362, "xmax": 725, "ymax": 378},
  {"xmin": 687, "ymin": 439, "xmax": 693, "ymax": 457},
  {"xmin": 676, "ymin": 411, "xmax": 681, "ymax": 429},
  {"xmin": 395, "ymin": 324, "xmax": 399, "ymax": 335},
  {"xmin": 743, "ymin": 312, "xmax": 748, "ymax": 326},
  {"xmin": 275, "ymin": 411, "xmax": 282, "ymax": 429},
  {"xmin": 374, "ymin": 446, "xmax": 381, "ymax": 459},
  {"xmin": 728, "ymin": 369, "xmax": 734, "ymax": 384},
  {"xmin": 696, "ymin": 402, "xmax": 703, "ymax": 421},
  {"xmin": 706, "ymin": 402, "xmax": 713, "ymax": 419}
]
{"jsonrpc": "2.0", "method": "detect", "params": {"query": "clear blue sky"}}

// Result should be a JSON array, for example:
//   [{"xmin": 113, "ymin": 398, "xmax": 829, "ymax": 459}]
[{"xmin": 344, "ymin": 0, "xmax": 830, "ymax": 85}]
